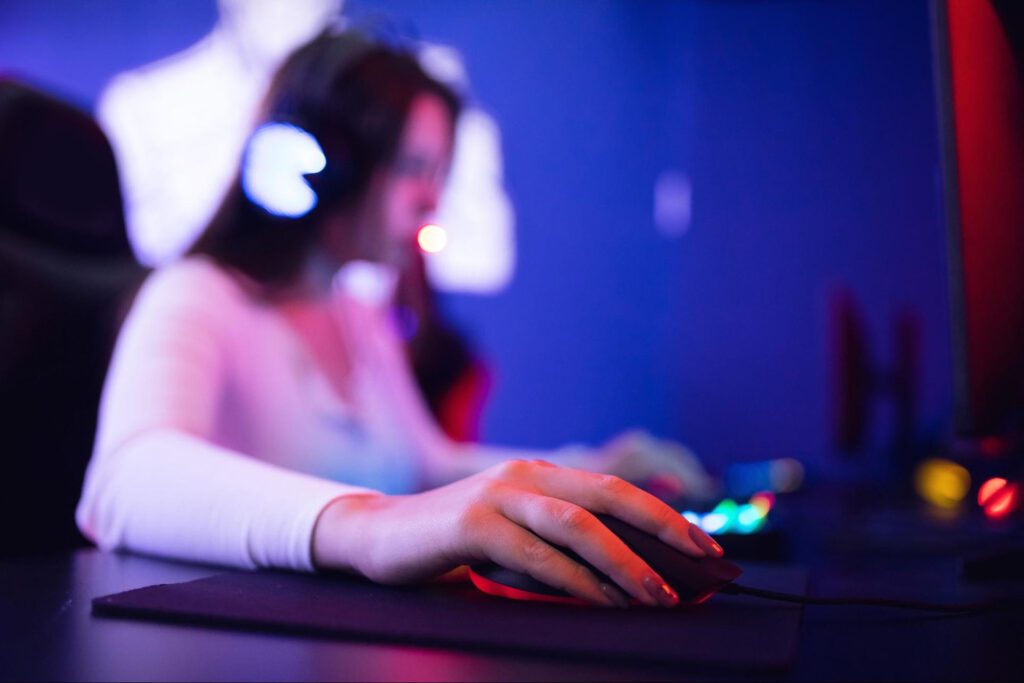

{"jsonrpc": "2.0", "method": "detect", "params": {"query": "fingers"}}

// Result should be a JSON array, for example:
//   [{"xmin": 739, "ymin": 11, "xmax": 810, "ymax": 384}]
[
  {"xmin": 478, "ymin": 513, "xmax": 631, "ymax": 608},
  {"xmin": 497, "ymin": 491, "xmax": 679, "ymax": 607},
  {"xmin": 494, "ymin": 460, "xmax": 722, "ymax": 559}
]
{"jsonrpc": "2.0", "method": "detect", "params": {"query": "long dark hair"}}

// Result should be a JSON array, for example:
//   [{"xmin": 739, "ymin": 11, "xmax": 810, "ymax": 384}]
[{"xmin": 189, "ymin": 29, "xmax": 460, "ymax": 290}]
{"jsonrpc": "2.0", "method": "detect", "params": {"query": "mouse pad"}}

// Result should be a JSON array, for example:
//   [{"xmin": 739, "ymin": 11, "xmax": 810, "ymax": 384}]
[{"xmin": 92, "ymin": 564, "xmax": 806, "ymax": 669}]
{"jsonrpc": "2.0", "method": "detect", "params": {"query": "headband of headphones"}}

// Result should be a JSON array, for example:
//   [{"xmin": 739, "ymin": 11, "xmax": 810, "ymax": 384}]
[{"xmin": 241, "ymin": 28, "xmax": 376, "ymax": 220}]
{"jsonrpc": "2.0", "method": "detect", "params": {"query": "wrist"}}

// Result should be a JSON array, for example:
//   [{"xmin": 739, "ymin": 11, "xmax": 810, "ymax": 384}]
[{"xmin": 311, "ymin": 493, "xmax": 387, "ymax": 575}]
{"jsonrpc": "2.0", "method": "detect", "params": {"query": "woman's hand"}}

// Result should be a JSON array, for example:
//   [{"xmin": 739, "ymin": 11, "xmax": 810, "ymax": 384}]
[
  {"xmin": 312, "ymin": 459, "xmax": 724, "ymax": 607},
  {"xmin": 595, "ymin": 430, "xmax": 719, "ymax": 502}
]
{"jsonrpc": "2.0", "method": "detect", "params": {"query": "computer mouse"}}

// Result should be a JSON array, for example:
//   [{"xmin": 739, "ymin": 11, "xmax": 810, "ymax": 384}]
[{"xmin": 469, "ymin": 513, "xmax": 742, "ymax": 606}]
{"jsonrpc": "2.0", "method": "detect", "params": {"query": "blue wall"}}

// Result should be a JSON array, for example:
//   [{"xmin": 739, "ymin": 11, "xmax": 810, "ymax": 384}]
[
  {"xmin": 681, "ymin": 1, "xmax": 949, "ymax": 477},
  {"xmin": 0, "ymin": 0, "xmax": 951, "ymax": 478}
]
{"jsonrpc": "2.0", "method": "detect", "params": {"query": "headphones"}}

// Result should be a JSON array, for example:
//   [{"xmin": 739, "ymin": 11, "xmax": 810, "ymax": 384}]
[
  {"xmin": 240, "ymin": 27, "xmax": 377, "ymax": 220},
  {"xmin": 241, "ymin": 121, "xmax": 328, "ymax": 219},
  {"xmin": 238, "ymin": 27, "xmax": 452, "ymax": 227}
]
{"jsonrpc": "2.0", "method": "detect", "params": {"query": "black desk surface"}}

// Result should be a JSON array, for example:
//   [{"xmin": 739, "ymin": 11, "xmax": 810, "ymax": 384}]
[{"xmin": 1, "ymin": 547, "xmax": 1022, "ymax": 681}]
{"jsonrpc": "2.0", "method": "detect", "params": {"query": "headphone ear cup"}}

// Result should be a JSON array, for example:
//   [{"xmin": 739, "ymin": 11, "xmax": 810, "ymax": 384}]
[{"xmin": 242, "ymin": 122, "xmax": 328, "ymax": 219}]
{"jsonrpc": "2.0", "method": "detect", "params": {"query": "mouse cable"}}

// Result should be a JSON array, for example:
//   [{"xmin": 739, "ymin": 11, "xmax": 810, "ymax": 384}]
[{"xmin": 720, "ymin": 583, "xmax": 1000, "ymax": 614}]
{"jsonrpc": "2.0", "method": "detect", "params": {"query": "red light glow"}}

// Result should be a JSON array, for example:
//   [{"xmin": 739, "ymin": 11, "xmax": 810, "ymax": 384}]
[
  {"xmin": 978, "ymin": 478, "xmax": 1020, "ymax": 520},
  {"xmin": 985, "ymin": 486, "xmax": 1018, "ymax": 519},
  {"xmin": 978, "ymin": 477, "xmax": 1008, "ymax": 506}
]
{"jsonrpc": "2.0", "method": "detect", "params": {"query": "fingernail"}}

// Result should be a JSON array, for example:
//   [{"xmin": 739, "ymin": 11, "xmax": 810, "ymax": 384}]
[
  {"xmin": 688, "ymin": 524, "xmax": 724, "ymax": 556},
  {"xmin": 643, "ymin": 575, "xmax": 679, "ymax": 607},
  {"xmin": 599, "ymin": 582, "xmax": 630, "ymax": 608}
]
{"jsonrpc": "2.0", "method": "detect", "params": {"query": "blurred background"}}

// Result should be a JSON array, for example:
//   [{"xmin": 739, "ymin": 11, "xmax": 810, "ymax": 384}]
[{"xmin": 0, "ymin": 0, "xmax": 953, "ymax": 483}]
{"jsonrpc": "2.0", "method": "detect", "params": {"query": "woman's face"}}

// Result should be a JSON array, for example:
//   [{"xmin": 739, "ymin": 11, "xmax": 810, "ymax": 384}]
[{"xmin": 331, "ymin": 93, "xmax": 454, "ymax": 269}]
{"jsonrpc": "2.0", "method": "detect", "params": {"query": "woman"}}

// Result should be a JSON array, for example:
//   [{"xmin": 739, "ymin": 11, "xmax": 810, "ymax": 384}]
[{"xmin": 76, "ymin": 29, "xmax": 722, "ymax": 608}]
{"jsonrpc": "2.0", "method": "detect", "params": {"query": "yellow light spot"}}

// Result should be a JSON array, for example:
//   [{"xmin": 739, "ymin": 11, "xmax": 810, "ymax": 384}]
[
  {"xmin": 417, "ymin": 223, "xmax": 447, "ymax": 253},
  {"xmin": 914, "ymin": 458, "xmax": 971, "ymax": 509}
]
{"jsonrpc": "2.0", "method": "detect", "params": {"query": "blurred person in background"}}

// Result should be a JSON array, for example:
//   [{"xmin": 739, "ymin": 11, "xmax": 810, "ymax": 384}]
[
  {"xmin": 99, "ymin": 0, "xmax": 515, "ymax": 444},
  {"xmin": 98, "ymin": 0, "xmax": 515, "ymax": 295},
  {"xmin": 76, "ymin": 29, "xmax": 720, "ymax": 608}
]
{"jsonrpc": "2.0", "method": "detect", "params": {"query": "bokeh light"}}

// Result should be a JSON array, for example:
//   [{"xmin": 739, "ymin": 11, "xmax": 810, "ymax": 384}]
[
  {"xmin": 914, "ymin": 458, "xmax": 971, "ymax": 508},
  {"xmin": 712, "ymin": 499, "xmax": 739, "ymax": 525},
  {"xmin": 978, "ymin": 477, "xmax": 1020, "ymax": 520},
  {"xmin": 699, "ymin": 512, "xmax": 729, "ymax": 534},
  {"xmin": 417, "ymin": 223, "xmax": 448, "ymax": 253},
  {"xmin": 735, "ymin": 503, "xmax": 767, "ymax": 534},
  {"xmin": 978, "ymin": 477, "xmax": 1008, "ymax": 506},
  {"xmin": 750, "ymin": 491, "xmax": 775, "ymax": 516},
  {"xmin": 682, "ymin": 494, "xmax": 774, "ymax": 536}
]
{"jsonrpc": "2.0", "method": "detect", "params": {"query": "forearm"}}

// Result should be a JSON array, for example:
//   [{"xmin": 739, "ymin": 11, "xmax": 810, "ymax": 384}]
[{"xmin": 77, "ymin": 428, "xmax": 375, "ymax": 571}]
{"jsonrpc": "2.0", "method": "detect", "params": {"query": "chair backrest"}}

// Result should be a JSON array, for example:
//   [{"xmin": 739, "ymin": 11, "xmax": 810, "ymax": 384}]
[{"xmin": 0, "ymin": 78, "xmax": 146, "ymax": 560}]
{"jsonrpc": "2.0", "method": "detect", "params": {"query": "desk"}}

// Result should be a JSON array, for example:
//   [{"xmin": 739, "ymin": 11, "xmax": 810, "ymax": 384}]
[{"xmin": 1, "ymin": 549, "xmax": 1022, "ymax": 681}]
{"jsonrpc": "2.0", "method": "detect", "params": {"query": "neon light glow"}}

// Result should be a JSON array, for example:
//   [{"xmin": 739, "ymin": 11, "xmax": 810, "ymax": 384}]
[
  {"xmin": 417, "ymin": 223, "xmax": 448, "ymax": 253},
  {"xmin": 735, "ymin": 503, "xmax": 767, "ymax": 534},
  {"xmin": 978, "ymin": 477, "xmax": 1008, "ymax": 506},
  {"xmin": 749, "ymin": 491, "xmax": 775, "ymax": 515},
  {"xmin": 984, "ymin": 484, "xmax": 1019, "ymax": 519},
  {"xmin": 978, "ymin": 478, "xmax": 1020, "ymax": 520},
  {"xmin": 699, "ymin": 513, "xmax": 729, "ymax": 534},
  {"xmin": 711, "ymin": 498, "xmax": 739, "ymax": 527},
  {"xmin": 914, "ymin": 458, "xmax": 971, "ymax": 508},
  {"xmin": 682, "ymin": 494, "xmax": 774, "ymax": 536}
]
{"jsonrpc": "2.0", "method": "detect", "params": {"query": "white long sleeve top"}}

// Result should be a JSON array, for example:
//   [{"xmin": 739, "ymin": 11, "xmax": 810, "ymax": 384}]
[
  {"xmin": 76, "ymin": 254, "xmax": 639, "ymax": 574},
  {"xmin": 76, "ymin": 256, "xmax": 463, "ymax": 572}
]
